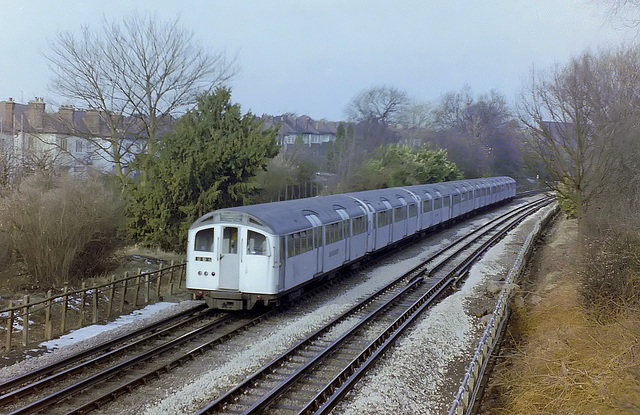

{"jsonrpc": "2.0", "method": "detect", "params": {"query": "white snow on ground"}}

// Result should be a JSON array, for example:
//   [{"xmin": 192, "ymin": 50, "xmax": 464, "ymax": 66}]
[
  {"xmin": 0, "ymin": 301, "xmax": 203, "ymax": 382},
  {"xmin": 40, "ymin": 302, "xmax": 178, "ymax": 351}
]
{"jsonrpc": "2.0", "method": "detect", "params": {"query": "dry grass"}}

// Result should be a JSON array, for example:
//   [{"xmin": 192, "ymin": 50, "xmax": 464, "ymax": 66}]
[{"xmin": 496, "ymin": 277, "xmax": 640, "ymax": 414}]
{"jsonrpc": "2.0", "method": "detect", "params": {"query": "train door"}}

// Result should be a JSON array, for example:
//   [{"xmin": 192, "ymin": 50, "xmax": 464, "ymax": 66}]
[
  {"xmin": 219, "ymin": 226, "xmax": 240, "ymax": 290},
  {"xmin": 335, "ymin": 208, "xmax": 350, "ymax": 263},
  {"xmin": 366, "ymin": 203, "xmax": 376, "ymax": 252},
  {"xmin": 382, "ymin": 200, "xmax": 393, "ymax": 242},
  {"xmin": 305, "ymin": 214, "xmax": 323, "ymax": 275},
  {"xmin": 240, "ymin": 229, "xmax": 273, "ymax": 293}
]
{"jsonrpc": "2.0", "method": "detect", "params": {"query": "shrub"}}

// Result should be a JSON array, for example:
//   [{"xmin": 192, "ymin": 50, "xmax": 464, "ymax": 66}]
[
  {"xmin": 0, "ymin": 173, "xmax": 124, "ymax": 287},
  {"xmin": 581, "ymin": 199, "xmax": 640, "ymax": 320}
]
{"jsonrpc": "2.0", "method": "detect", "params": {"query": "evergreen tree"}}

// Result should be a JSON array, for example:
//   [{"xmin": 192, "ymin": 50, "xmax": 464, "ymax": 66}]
[
  {"xmin": 352, "ymin": 143, "xmax": 462, "ymax": 190},
  {"xmin": 126, "ymin": 88, "xmax": 279, "ymax": 251}
]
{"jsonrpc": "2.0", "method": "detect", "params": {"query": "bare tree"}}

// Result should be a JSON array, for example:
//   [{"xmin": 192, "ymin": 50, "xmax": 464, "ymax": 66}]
[
  {"xmin": 396, "ymin": 100, "xmax": 434, "ymax": 129},
  {"xmin": 519, "ymin": 48, "xmax": 640, "ymax": 221},
  {"xmin": 46, "ymin": 12, "xmax": 237, "ymax": 183},
  {"xmin": 346, "ymin": 86, "xmax": 410, "ymax": 124}
]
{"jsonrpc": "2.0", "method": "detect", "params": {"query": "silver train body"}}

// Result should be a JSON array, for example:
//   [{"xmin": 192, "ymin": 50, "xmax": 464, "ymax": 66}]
[{"xmin": 186, "ymin": 177, "xmax": 516, "ymax": 310}]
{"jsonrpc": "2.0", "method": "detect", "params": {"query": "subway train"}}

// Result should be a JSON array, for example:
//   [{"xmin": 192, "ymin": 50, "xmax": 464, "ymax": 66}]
[{"xmin": 186, "ymin": 177, "xmax": 516, "ymax": 310}]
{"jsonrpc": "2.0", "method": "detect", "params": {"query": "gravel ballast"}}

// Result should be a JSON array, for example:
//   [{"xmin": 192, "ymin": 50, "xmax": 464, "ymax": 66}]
[{"xmin": 1, "ymin": 198, "xmax": 554, "ymax": 414}]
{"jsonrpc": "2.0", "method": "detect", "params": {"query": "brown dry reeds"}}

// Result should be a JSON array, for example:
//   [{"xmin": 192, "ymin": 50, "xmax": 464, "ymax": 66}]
[{"xmin": 496, "ymin": 279, "xmax": 640, "ymax": 414}]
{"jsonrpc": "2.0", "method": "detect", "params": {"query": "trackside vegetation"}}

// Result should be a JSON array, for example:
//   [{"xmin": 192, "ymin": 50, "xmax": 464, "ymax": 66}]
[{"xmin": 125, "ymin": 87, "xmax": 279, "ymax": 252}]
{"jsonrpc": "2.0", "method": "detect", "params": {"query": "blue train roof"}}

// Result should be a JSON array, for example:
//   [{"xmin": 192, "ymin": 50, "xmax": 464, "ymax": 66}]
[{"xmin": 190, "ymin": 177, "xmax": 515, "ymax": 236}]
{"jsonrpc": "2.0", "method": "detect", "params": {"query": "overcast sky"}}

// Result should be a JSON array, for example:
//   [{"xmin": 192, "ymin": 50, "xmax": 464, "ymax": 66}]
[{"xmin": 0, "ymin": 1, "xmax": 637, "ymax": 120}]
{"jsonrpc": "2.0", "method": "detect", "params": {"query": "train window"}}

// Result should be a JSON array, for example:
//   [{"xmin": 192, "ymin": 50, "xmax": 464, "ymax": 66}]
[
  {"xmin": 452, "ymin": 194, "xmax": 461, "ymax": 205},
  {"xmin": 194, "ymin": 228, "xmax": 214, "ymax": 252},
  {"xmin": 306, "ymin": 231, "xmax": 314, "ymax": 251},
  {"xmin": 294, "ymin": 233, "xmax": 301, "ymax": 256},
  {"xmin": 280, "ymin": 237, "xmax": 286, "ymax": 263},
  {"xmin": 394, "ymin": 206, "xmax": 406, "ymax": 222},
  {"xmin": 247, "ymin": 230, "xmax": 267, "ymax": 255},
  {"xmin": 434, "ymin": 198, "xmax": 442, "ymax": 209},
  {"xmin": 353, "ymin": 216, "xmax": 366, "ymax": 235},
  {"xmin": 444, "ymin": 197, "xmax": 450, "ymax": 207},
  {"xmin": 315, "ymin": 227, "xmax": 323, "ymax": 247},
  {"xmin": 287, "ymin": 234, "xmax": 295, "ymax": 258},
  {"xmin": 222, "ymin": 227, "xmax": 238, "ymax": 254},
  {"xmin": 422, "ymin": 200, "xmax": 432, "ymax": 213},
  {"xmin": 409, "ymin": 204, "xmax": 417, "ymax": 218}
]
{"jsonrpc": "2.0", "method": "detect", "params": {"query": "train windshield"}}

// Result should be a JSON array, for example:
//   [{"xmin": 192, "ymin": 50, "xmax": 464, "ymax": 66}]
[
  {"xmin": 247, "ymin": 230, "xmax": 268, "ymax": 255},
  {"xmin": 194, "ymin": 228, "xmax": 214, "ymax": 252}
]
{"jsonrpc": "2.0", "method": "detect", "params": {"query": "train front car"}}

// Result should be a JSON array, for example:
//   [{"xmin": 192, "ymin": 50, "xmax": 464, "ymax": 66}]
[{"xmin": 187, "ymin": 210, "xmax": 279, "ymax": 310}]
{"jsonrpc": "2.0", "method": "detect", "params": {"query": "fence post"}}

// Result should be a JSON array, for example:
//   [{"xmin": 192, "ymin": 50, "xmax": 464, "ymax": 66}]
[
  {"xmin": 134, "ymin": 271, "xmax": 142, "ymax": 307},
  {"xmin": 92, "ymin": 287, "xmax": 98, "ymax": 324},
  {"xmin": 120, "ymin": 272, "xmax": 129, "ymax": 313},
  {"xmin": 79, "ymin": 282, "xmax": 87, "ymax": 328},
  {"xmin": 144, "ymin": 274, "xmax": 150, "ymax": 304},
  {"xmin": 45, "ymin": 289, "xmax": 53, "ymax": 340},
  {"xmin": 22, "ymin": 295, "xmax": 30, "ymax": 347},
  {"xmin": 169, "ymin": 260, "xmax": 175, "ymax": 295},
  {"xmin": 107, "ymin": 275, "xmax": 116, "ymax": 319},
  {"xmin": 5, "ymin": 302, "xmax": 14, "ymax": 351},
  {"xmin": 179, "ymin": 261, "xmax": 185, "ymax": 289},
  {"xmin": 155, "ymin": 265, "xmax": 163, "ymax": 298},
  {"xmin": 61, "ymin": 285, "xmax": 69, "ymax": 334}
]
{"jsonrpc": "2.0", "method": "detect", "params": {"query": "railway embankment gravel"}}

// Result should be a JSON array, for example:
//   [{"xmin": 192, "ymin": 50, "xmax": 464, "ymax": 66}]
[{"xmin": 1, "ymin": 197, "xmax": 554, "ymax": 414}]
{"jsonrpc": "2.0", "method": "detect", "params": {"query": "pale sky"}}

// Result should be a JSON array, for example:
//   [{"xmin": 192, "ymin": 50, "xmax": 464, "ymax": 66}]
[{"xmin": 0, "ymin": 1, "xmax": 637, "ymax": 120}]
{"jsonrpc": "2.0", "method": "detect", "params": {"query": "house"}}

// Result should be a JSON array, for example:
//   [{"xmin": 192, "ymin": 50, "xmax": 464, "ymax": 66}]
[
  {"xmin": 0, "ymin": 97, "xmax": 150, "ymax": 177},
  {"xmin": 259, "ymin": 114, "xmax": 343, "ymax": 153}
]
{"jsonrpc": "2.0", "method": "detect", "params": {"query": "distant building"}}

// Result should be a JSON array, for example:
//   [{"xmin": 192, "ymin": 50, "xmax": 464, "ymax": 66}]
[
  {"xmin": 0, "ymin": 97, "xmax": 156, "ymax": 177},
  {"xmin": 0, "ymin": 97, "xmax": 344, "ymax": 182},
  {"xmin": 259, "ymin": 114, "xmax": 344, "ymax": 153}
]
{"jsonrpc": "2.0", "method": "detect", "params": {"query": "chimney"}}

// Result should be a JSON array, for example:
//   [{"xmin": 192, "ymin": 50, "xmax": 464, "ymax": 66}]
[
  {"xmin": 27, "ymin": 97, "xmax": 46, "ymax": 130},
  {"xmin": 58, "ymin": 105, "xmax": 75, "ymax": 132},
  {"xmin": 2, "ymin": 98, "xmax": 15, "ymax": 131},
  {"xmin": 85, "ymin": 107, "xmax": 101, "ymax": 135}
]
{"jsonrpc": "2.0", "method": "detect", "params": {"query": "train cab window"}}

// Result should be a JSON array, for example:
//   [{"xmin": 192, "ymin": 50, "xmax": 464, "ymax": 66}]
[
  {"xmin": 247, "ymin": 230, "xmax": 268, "ymax": 255},
  {"xmin": 222, "ymin": 227, "xmax": 238, "ymax": 254},
  {"xmin": 194, "ymin": 228, "xmax": 214, "ymax": 252}
]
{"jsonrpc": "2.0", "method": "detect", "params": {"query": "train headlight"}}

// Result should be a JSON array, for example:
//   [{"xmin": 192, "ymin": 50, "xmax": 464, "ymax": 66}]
[
  {"xmin": 198, "ymin": 271, "xmax": 202, "ymax": 276},
  {"xmin": 204, "ymin": 271, "xmax": 208, "ymax": 276}
]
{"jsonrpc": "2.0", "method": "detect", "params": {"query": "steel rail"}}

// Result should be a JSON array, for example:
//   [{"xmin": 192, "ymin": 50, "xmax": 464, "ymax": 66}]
[
  {"xmin": 196, "ymin": 197, "xmax": 551, "ymax": 414},
  {"xmin": 0, "ymin": 306, "xmax": 216, "ymax": 407},
  {"xmin": 7, "ymin": 311, "xmax": 251, "ymax": 415},
  {"xmin": 0, "ymin": 303, "xmax": 208, "ymax": 396},
  {"xmin": 306, "ymin": 200, "xmax": 552, "ymax": 415},
  {"xmin": 246, "ymin": 201, "xmax": 550, "ymax": 414}
]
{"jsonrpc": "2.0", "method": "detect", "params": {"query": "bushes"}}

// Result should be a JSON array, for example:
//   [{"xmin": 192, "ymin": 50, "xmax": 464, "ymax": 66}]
[
  {"xmin": 0, "ymin": 173, "xmax": 124, "ymax": 287},
  {"xmin": 580, "ymin": 200, "xmax": 640, "ymax": 320}
]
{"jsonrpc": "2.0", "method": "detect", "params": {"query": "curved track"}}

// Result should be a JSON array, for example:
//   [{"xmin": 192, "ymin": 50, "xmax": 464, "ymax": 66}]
[
  {"xmin": 0, "ymin": 196, "xmax": 550, "ymax": 415},
  {"xmin": 196, "ymin": 197, "xmax": 552, "ymax": 414}
]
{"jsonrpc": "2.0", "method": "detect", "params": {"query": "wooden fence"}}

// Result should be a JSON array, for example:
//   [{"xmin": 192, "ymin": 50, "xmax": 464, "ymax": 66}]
[{"xmin": 0, "ymin": 261, "xmax": 187, "ymax": 351}]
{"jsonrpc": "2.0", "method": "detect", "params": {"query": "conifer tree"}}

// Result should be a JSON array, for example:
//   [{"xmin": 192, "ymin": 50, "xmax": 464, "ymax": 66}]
[{"xmin": 126, "ymin": 88, "xmax": 279, "ymax": 251}]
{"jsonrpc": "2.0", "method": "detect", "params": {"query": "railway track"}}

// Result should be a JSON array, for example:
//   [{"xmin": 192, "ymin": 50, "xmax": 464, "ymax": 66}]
[
  {"xmin": 195, "ymin": 197, "xmax": 553, "ymax": 414},
  {"xmin": 0, "ymin": 306, "xmax": 271, "ymax": 415},
  {"xmin": 0, "ymin": 196, "xmax": 550, "ymax": 415}
]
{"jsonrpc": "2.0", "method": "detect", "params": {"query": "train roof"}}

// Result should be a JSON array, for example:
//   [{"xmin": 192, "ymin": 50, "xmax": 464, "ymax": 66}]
[{"xmin": 190, "ymin": 177, "xmax": 515, "ymax": 236}]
